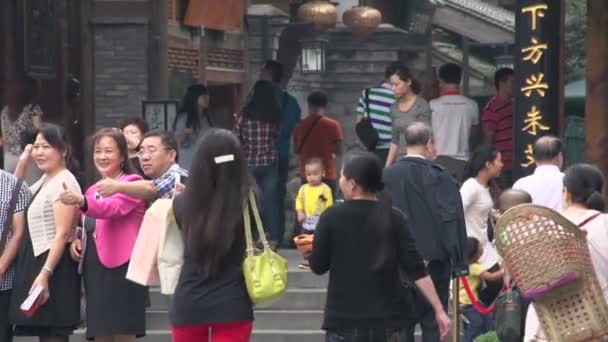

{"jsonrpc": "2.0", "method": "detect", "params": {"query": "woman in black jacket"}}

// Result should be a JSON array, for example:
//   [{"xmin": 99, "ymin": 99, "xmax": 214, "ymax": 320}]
[{"xmin": 310, "ymin": 152, "xmax": 451, "ymax": 342}]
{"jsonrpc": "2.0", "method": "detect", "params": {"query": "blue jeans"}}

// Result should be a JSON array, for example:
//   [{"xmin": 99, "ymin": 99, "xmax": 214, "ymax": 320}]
[
  {"xmin": 277, "ymin": 155, "xmax": 290, "ymax": 244},
  {"xmin": 462, "ymin": 305, "xmax": 493, "ymax": 342},
  {"xmin": 252, "ymin": 162, "xmax": 281, "ymax": 243},
  {"xmin": 326, "ymin": 327, "xmax": 408, "ymax": 342}
]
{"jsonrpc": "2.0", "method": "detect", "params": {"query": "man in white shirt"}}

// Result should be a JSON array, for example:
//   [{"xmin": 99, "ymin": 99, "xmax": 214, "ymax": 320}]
[
  {"xmin": 512, "ymin": 136, "xmax": 564, "ymax": 211},
  {"xmin": 431, "ymin": 63, "xmax": 480, "ymax": 182}
]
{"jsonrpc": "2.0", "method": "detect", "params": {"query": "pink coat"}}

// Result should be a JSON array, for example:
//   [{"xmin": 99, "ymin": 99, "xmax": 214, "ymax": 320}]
[{"xmin": 83, "ymin": 174, "xmax": 146, "ymax": 268}]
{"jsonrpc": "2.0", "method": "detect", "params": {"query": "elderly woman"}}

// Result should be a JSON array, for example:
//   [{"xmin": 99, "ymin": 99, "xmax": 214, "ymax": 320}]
[{"xmin": 525, "ymin": 164, "xmax": 608, "ymax": 341}]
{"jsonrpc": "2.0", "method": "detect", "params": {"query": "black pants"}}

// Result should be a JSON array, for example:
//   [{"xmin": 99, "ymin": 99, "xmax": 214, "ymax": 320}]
[
  {"xmin": 326, "ymin": 327, "xmax": 408, "ymax": 342},
  {"xmin": 404, "ymin": 260, "xmax": 451, "ymax": 342},
  {"xmin": 0, "ymin": 290, "xmax": 13, "ymax": 342}
]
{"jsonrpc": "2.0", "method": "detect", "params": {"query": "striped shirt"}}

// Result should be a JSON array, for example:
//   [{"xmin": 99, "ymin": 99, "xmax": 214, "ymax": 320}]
[
  {"xmin": 28, "ymin": 169, "xmax": 81, "ymax": 257},
  {"xmin": 356, "ymin": 83, "xmax": 396, "ymax": 149},
  {"xmin": 482, "ymin": 95, "xmax": 514, "ymax": 169}
]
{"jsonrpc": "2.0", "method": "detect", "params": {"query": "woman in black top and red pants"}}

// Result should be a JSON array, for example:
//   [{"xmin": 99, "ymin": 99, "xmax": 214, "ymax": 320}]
[
  {"xmin": 310, "ymin": 152, "xmax": 451, "ymax": 342},
  {"xmin": 170, "ymin": 129, "xmax": 253, "ymax": 342}
]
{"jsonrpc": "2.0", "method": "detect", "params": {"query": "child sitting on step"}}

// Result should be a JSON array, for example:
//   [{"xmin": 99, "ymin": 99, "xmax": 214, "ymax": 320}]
[{"xmin": 294, "ymin": 158, "xmax": 333, "ymax": 269}]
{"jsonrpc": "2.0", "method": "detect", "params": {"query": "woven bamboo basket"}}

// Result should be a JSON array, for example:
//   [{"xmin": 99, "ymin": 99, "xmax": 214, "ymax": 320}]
[
  {"xmin": 495, "ymin": 204, "xmax": 588, "ymax": 295},
  {"xmin": 496, "ymin": 204, "xmax": 608, "ymax": 341}
]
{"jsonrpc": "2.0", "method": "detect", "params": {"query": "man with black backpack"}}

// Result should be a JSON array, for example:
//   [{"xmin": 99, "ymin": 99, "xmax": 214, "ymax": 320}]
[
  {"xmin": 0, "ymin": 170, "xmax": 31, "ymax": 342},
  {"xmin": 355, "ymin": 62, "xmax": 401, "ymax": 164}
]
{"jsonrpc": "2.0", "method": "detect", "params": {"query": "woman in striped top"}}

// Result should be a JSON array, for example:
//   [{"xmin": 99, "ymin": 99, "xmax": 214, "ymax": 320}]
[{"xmin": 355, "ymin": 62, "xmax": 401, "ymax": 163}]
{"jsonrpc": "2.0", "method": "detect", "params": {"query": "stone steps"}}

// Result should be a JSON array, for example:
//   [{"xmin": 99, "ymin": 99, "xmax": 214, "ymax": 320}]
[{"xmin": 13, "ymin": 250, "xmax": 439, "ymax": 341}]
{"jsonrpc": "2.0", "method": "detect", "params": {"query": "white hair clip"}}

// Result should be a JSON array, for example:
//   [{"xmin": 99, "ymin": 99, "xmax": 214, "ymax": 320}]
[{"xmin": 214, "ymin": 154, "xmax": 235, "ymax": 164}]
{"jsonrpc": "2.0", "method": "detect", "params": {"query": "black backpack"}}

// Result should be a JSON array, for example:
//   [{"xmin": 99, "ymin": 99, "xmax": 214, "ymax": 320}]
[{"xmin": 355, "ymin": 88, "xmax": 379, "ymax": 151}]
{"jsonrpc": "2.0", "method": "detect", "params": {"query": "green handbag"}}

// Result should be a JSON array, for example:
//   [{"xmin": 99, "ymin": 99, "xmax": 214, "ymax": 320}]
[{"xmin": 243, "ymin": 191, "xmax": 288, "ymax": 305}]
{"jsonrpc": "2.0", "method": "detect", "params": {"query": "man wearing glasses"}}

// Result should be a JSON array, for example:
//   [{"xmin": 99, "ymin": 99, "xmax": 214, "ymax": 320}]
[{"xmin": 96, "ymin": 130, "xmax": 188, "ymax": 200}]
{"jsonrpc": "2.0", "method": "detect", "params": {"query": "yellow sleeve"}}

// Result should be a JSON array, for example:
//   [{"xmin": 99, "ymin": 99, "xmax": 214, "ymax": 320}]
[
  {"xmin": 295, "ymin": 185, "xmax": 305, "ymax": 211},
  {"xmin": 469, "ymin": 263, "xmax": 485, "ymax": 277}
]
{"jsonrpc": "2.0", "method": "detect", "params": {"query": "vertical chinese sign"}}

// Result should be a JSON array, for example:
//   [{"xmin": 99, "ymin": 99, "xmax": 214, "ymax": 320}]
[{"xmin": 514, "ymin": 1, "xmax": 563, "ymax": 178}]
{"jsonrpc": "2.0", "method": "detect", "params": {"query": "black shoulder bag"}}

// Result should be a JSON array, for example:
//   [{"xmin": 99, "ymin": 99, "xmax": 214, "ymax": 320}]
[
  {"xmin": 0, "ymin": 179, "xmax": 24, "ymax": 256},
  {"xmin": 355, "ymin": 88, "xmax": 379, "ymax": 151}
]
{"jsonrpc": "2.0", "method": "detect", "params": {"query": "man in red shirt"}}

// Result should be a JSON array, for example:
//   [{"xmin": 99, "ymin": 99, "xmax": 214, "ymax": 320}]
[
  {"xmin": 293, "ymin": 91, "xmax": 343, "ymax": 195},
  {"xmin": 482, "ymin": 67, "xmax": 514, "ymax": 188}
]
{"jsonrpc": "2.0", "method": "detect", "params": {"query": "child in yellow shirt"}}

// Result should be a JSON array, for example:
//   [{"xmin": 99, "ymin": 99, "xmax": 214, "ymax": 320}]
[
  {"xmin": 460, "ymin": 237, "xmax": 504, "ymax": 342},
  {"xmin": 294, "ymin": 158, "xmax": 333, "ymax": 269}
]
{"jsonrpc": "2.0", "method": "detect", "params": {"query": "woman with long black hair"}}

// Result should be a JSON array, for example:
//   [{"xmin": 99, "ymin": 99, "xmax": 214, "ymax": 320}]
[
  {"xmin": 173, "ymin": 84, "xmax": 213, "ymax": 170},
  {"xmin": 460, "ymin": 145, "xmax": 504, "ymax": 305},
  {"xmin": 309, "ymin": 152, "xmax": 451, "ymax": 342},
  {"xmin": 235, "ymin": 80, "xmax": 282, "ymax": 249},
  {"xmin": 170, "ymin": 129, "xmax": 253, "ymax": 342}
]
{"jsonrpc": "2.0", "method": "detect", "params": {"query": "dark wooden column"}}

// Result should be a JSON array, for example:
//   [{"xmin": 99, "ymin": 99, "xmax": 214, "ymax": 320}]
[
  {"xmin": 585, "ymin": 0, "xmax": 608, "ymax": 189},
  {"xmin": 512, "ymin": 0, "xmax": 565, "ymax": 179}
]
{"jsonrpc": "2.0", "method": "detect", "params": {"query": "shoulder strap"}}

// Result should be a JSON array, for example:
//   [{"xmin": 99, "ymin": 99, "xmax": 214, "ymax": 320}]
[
  {"xmin": 296, "ymin": 116, "xmax": 323, "ymax": 154},
  {"xmin": 578, "ymin": 212, "xmax": 602, "ymax": 228},
  {"xmin": 0, "ymin": 179, "xmax": 23, "ymax": 255}
]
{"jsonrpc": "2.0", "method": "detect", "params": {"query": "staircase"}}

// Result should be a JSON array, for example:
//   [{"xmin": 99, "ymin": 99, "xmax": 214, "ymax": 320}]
[
  {"xmin": 15, "ymin": 249, "xmax": 328, "ymax": 342},
  {"xmin": 15, "ymin": 250, "xmax": 444, "ymax": 341}
]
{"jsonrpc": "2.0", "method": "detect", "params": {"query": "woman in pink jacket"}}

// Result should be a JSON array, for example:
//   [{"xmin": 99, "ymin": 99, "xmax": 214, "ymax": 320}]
[{"xmin": 59, "ymin": 128, "xmax": 147, "ymax": 342}]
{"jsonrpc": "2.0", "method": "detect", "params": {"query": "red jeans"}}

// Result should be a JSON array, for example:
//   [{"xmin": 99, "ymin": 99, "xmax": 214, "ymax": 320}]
[{"xmin": 172, "ymin": 321, "xmax": 253, "ymax": 342}]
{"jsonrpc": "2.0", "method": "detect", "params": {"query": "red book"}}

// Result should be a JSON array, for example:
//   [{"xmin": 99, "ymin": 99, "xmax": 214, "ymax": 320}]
[{"xmin": 20, "ymin": 285, "xmax": 45, "ymax": 318}]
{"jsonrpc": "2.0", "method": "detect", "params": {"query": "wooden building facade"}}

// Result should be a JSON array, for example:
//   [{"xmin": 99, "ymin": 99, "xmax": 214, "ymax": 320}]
[{"xmin": 1, "ymin": 0, "xmax": 248, "ymax": 172}]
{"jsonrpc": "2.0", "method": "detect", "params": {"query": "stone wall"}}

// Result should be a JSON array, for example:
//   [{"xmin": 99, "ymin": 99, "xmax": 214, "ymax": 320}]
[
  {"xmin": 93, "ymin": 19, "xmax": 149, "ymax": 128},
  {"xmin": 288, "ymin": 26, "xmax": 423, "ymax": 156}
]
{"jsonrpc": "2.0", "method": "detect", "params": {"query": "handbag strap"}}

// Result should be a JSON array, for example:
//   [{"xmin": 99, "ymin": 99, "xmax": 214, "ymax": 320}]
[
  {"xmin": 296, "ymin": 116, "xmax": 322, "ymax": 154},
  {"xmin": 243, "ymin": 191, "xmax": 270, "ymax": 257},
  {"xmin": 0, "ymin": 179, "xmax": 23, "ymax": 256}
]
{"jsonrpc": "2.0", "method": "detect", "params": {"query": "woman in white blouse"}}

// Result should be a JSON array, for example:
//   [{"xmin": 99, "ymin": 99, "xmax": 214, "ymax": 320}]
[
  {"xmin": 10, "ymin": 124, "xmax": 81, "ymax": 342},
  {"xmin": 460, "ymin": 145, "xmax": 504, "ymax": 304},
  {"xmin": 525, "ymin": 164, "xmax": 608, "ymax": 341}
]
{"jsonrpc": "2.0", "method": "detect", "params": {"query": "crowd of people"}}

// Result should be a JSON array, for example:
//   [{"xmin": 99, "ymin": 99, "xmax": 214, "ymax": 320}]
[{"xmin": 0, "ymin": 58, "xmax": 605, "ymax": 342}]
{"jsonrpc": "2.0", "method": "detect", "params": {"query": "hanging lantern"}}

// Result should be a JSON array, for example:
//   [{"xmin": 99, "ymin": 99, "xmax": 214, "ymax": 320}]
[
  {"xmin": 300, "ymin": 38, "xmax": 327, "ymax": 73},
  {"xmin": 342, "ymin": 6, "xmax": 382, "ymax": 40},
  {"xmin": 296, "ymin": 0, "xmax": 337, "ymax": 32}
]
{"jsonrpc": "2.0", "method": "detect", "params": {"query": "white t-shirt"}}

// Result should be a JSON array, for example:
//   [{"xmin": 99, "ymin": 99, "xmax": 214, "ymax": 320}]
[
  {"xmin": 512, "ymin": 164, "xmax": 564, "ymax": 211},
  {"xmin": 430, "ymin": 95, "xmax": 479, "ymax": 160},
  {"xmin": 460, "ymin": 177, "xmax": 498, "ymax": 269}
]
